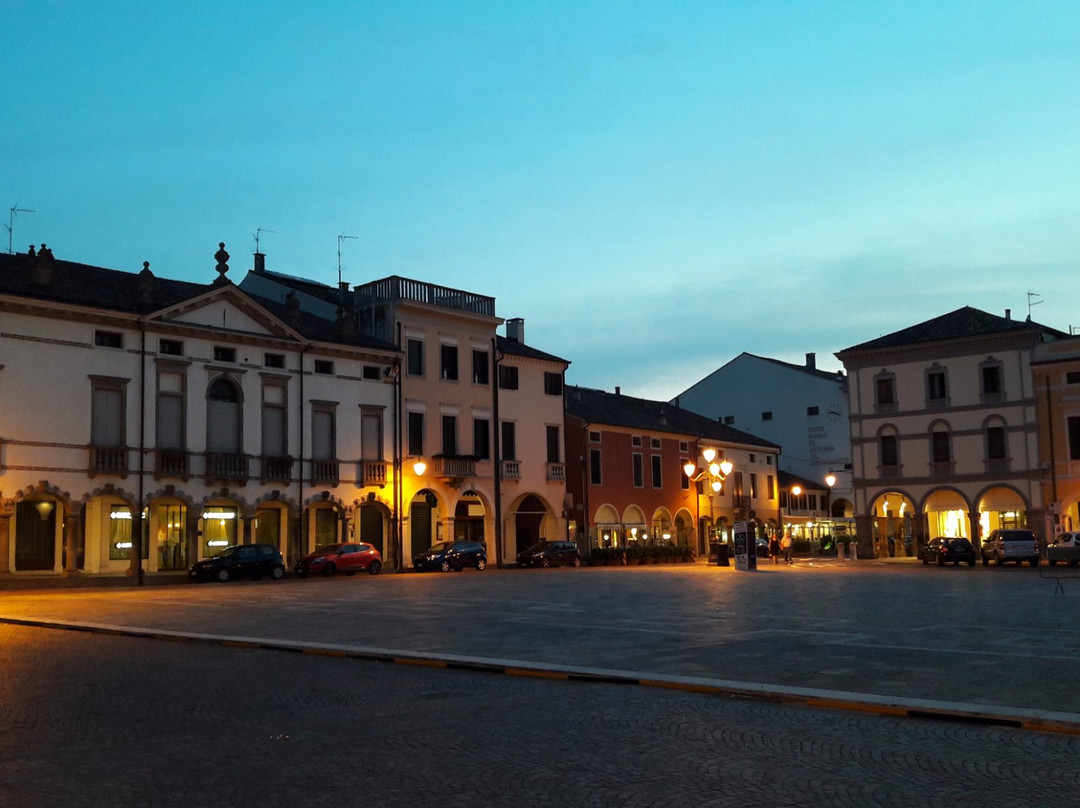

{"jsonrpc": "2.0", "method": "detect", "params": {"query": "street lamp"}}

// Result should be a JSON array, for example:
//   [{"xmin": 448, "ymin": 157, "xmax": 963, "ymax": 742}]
[{"xmin": 684, "ymin": 448, "xmax": 734, "ymax": 558}]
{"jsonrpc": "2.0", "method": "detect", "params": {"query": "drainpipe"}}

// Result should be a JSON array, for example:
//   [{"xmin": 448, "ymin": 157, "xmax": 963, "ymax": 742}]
[
  {"xmin": 135, "ymin": 320, "xmax": 146, "ymax": 585},
  {"xmin": 1046, "ymin": 375, "xmax": 1058, "ymax": 508},
  {"xmin": 492, "ymin": 338, "xmax": 503, "ymax": 568},
  {"xmin": 296, "ymin": 344, "xmax": 310, "ymax": 564},
  {"xmin": 393, "ymin": 321, "xmax": 404, "ymax": 572}
]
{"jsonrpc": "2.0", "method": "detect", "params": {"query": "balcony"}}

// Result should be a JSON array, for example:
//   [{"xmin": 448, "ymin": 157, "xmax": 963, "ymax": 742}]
[
  {"xmin": 90, "ymin": 445, "xmax": 128, "ymax": 476},
  {"xmin": 155, "ymin": 449, "xmax": 189, "ymax": 479},
  {"xmin": 261, "ymin": 456, "xmax": 294, "ymax": 483},
  {"xmin": 354, "ymin": 276, "xmax": 496, "ymax": 317},
  {"xmin": 312, "ymin": 459, "xmax": 340, "ymax": 486},
  {"xmin": 432, "ymin": 455, "xmax": 476, "ymax": 485},
  {"xmin": 358, "ymin": 460, "xmax": 387, "ymax": 487},
  {"xmin": 501, "ymin": 460, "xmax": 520, "ymax": 480},
  {"xmin": 732, "ymin": 495, "xmax": 752, "ymax": 512},
  {"xmin": 206, "ymin": 452, "xmax": 249, "ymax": 482},
  {"xmin": 546, "ymin": 462, "xmax": 566, "ymax": 482},
  {"xmin": 879, "ymin": 463, "xmax": 902, "ymax": 481}
]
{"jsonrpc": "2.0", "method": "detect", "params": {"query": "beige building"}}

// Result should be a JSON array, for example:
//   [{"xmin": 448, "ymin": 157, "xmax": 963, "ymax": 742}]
[
  {"xmin": 241, "ymin": 262, "xmax": 570, "ymax": 568},
  {"xmin": 837, "ymin": 306, "xmax": 1068, "ymax": 558},
  {"xmin": 0, "ymin": 245, "xmax": 400, "ymax": 578},
  {"xmin": 1032, "ymin": 335, "xmax": 1080, "ymax": 538}
]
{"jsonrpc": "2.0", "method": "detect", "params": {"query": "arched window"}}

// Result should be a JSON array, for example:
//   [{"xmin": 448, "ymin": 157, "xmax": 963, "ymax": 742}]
[{"xmin": 877, "ymin": 425, "xmax": 900, "ymax": 472}]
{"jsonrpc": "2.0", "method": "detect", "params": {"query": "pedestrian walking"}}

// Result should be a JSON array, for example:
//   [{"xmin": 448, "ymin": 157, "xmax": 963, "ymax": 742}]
[
  {"xmin": 781, "ymin": 530, "xmax": 793, "ymax": 565},
  {"xmin": 769, "ymin": 534, "xmax": 781, "ymax": 564}
]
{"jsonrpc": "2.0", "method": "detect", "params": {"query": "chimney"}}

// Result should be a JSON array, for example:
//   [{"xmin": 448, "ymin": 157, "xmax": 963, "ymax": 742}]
[
  {"xmin": 1005, "ymin": 309, "xmax": 1011, "ymax": 320},
  {"xmin": 806, "ymin": 352, "xmax": 816, "ymax": 370},
  {"xmin": 615, "ymin": 386, "xmax": 621, "ymax": 396},
  {"xmin": 33, "ymin": 243, "xmax": 54, "ymax": 286},
  {"xmin": 253, "ymin": 252, "xmax": 266, "ymax": 274},
  {"xmin": 506, "ymin": 317, "xmax": 525, "ymax": 343}
]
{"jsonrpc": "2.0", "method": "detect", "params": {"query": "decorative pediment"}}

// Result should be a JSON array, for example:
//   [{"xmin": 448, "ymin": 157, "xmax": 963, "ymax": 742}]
[{"xmin": 147, "ymin": 286, "xmax": 301, "ymax": 341}]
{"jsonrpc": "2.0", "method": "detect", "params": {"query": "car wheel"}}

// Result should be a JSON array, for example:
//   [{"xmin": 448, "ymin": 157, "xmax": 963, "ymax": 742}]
[
  {"xmin": 922, "ymin": 557, "xmax": 929, "ymax": 565},
  {"xmin": 271, "ymin": 565, "xmax": 285, "ymax": 580},
  {"xmin": 476, "ymin": 558, "xmax": 486, "ymax": 571},
  {"xmin": 216, "ymin": 568, "xmax": 230, "ymax": 583},
  {"xmin": 572, "ymin": 556, "xmax": 582, "ymax": 568},
  {"xmin": 540, "ymin": 557, "xmax": 552, "ymax": 568},
  {"xmin": 440, "ymin": 560, "xmax": 451, "ymax": 572},
  {"xmin": 323, "ymin": 562, "xmax": 336, "ymax": 577},
  {"xmin": 368, "ymin": 560, "xmax": 382, "ymax": 575}
]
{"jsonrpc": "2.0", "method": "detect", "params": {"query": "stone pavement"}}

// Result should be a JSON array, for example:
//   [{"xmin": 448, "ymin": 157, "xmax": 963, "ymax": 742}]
[{"xmin": 2, "ymin": 557, "xmax": 1079, "ymax": 734}]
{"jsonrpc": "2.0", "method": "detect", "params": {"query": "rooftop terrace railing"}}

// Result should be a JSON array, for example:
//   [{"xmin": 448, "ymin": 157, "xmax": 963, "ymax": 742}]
[{"xmin": 355, "ymin": 276, "xmax": 496, "ymax": 317}]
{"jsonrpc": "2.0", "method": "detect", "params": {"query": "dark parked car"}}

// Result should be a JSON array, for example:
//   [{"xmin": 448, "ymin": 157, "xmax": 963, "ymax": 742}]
[
  {"xmin": 413, "ymin": 540, "xmax": 488, "ymax": 572},
  {"xmin": 920, "ymin": 537, "xmax": 976, "ymax": 566},
  {"xmin": 189, "ymin": 544, "xmax": 286, "ymax": 583},
  {"xmin": 294, "ymin": 542, "xmax": 383, "ymax": 577},
  {"xmin": 516, "ymin": 540, "xmax": 582, "ymax": 568}
]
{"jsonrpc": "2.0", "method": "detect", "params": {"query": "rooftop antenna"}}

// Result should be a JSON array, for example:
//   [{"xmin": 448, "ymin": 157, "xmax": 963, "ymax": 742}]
[
  {"xmin": 337, "ymin": 233, "xmax": 358, "ymax": 285},
  {"xmin": 1027, "ymin": 291, "xmax": 1043, "ymax": 319},
  {"xmin": 253, "ymin": 226, "xmax": 275, "ymax": 253},
  {"xmin": 6, "ymin": 204, "xmax": 36, "ymax": 254}
]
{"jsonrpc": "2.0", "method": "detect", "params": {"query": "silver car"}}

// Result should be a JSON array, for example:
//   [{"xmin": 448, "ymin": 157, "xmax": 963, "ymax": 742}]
[
  {"xmin": 980, "ymin": 529, "xmax": 1040, "ymax": 567},
  {"xmin": 1047, "ymin": 531, "xmax": 1080, "ymax": 567}
]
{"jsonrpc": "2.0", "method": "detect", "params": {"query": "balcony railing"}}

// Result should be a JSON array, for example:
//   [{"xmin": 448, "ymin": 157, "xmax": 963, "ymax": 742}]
[
  {"xmin": 90, "ymin": 445, "xmax": 128, "ymax": 476},
  {"xmin": 502, "ymin": 460, "xmax": 520, "ymax": 480},
  {"xmin": 354, "ymin": 276, "xmax": 496, "ymax": 316},
  {"xmin": 879, "ymin": 463, "xmax": 901, "ymax": 480},
  {"xmin": 433, "ymin": 456, "xmax": 476, "ymax": 479},
  {"xmin": 732, "ymin": 495, "xmax": 752, "ymax": 512},
  {"xmin": 312, "ymin": 459, "xmax": 340, "ymax": 485},
  {"xmin": 155, "ymin": 449, "xmax": 189, "ymax": 478},
  {"xmin": 358, "ymin": 460, "xmax": 388, "ymax": 487},
  {"xmin": 546, "ymin": 462, "xmax": 566, "ymax": 481},
  {"xmin": 206, "ymin": 452, "xmax": 249, "ymax": 482},
  {"xmin": 261, "ymin": 456, "xmax": 294, "ymax": 483}
]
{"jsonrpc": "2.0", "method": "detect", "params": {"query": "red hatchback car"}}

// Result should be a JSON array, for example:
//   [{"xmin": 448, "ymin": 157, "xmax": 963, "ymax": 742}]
[{"xmin": 294, "ymin": 542, "xmax": 383, "ymax": 577}]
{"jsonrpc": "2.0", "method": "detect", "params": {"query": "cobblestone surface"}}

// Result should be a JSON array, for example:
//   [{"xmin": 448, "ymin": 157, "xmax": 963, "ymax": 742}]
[{"xmin": 2, "ymin": 623, "xmax": 1079, "ymax": 808}]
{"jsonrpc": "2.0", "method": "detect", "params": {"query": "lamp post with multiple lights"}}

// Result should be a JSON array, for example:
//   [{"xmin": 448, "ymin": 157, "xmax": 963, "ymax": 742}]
[{"xmin": 684, "ymin": 448, "xmax": 734, "ymax": 561}]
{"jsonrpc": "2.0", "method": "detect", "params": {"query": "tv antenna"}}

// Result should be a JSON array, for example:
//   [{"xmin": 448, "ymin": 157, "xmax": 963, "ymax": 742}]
[
  {"xmin": 1027, "ymin": 291, "xmax": 1043, "ymax": 319},
  {"xmin": 6, "ymin": 204, "xmax": 36, "ymax": 254},
  {"xmin": 337, "ymin": 233, "xmax": 358, "ymax": 285},
  {"xmin": 253, "ymin": 226, "xmax": 275, "ymax": 253}
]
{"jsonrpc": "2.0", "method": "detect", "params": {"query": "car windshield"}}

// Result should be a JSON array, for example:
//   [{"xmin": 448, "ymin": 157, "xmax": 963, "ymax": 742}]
[{"xmin": 427, "ymin": 542, "xmax": 452, "ymax": 553}]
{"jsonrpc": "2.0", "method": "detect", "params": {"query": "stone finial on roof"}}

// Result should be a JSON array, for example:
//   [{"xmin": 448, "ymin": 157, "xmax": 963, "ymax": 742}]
[
  {"xmin": 214, "ymin": 242, "xmax": 230, "ymax": 284},
  {"xmin": 138, "ymin": 261, "xmax": 155, "ymax": 304}
]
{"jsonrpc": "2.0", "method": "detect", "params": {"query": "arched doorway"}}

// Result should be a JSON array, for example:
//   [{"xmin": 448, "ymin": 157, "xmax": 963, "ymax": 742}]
[
  {"xmin": 15, "ymin": 499, "xmax": 59, "ymax": 571},
  {"xmin": 977, "ymin": 487, "xmax": 1029, "ymax": 541},
  {"xmin": 869, "ymin": 491, "xmax": 917, "ymax": 558},
  {"xmin": 410, "ymin": 489, "xmax": 439, "ymax": 557},
  {"xmin": 514, "ymin": 495, "xmax": 547, "ymax": 555},
  {"xmin": 357, "ymin": 503, "xmax": 387, "ymax": 556},
  {"xmin": 454, "ymin": 491, "xmax": 486, "ymax": 543}
]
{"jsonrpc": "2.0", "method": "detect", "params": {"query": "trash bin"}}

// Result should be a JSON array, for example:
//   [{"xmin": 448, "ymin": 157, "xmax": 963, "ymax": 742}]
[{"xmin": 716, "ymin": 542, "xmax": 730, "ymax": 566}]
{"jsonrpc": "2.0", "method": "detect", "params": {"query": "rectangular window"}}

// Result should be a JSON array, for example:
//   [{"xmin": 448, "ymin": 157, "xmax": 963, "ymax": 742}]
[
  {"xmin": 501, "ymin": 421, "xmax": 516, "ymax": 461},
  {"xmin": 95, "ymin": 330, "xmax": 123, "ymax": 348},
  {"xmin": 312, "ymin": 408, "xmax": 336, "ymax": 460},
  {"xmin": 1067, "ymin": 371, "xmax": 1080, "ymax": 385},
  {"xmin": 440, "ymin": 344, "xmax": 458, "ymax": 381},
  {"xmin": 632, "ymin": 453, "xmax": 644, "ymax": 487},
  {"xmin": 588, "ymin": 430, "xmax": 601, "ymax": 443},
  {"xmin": 679, "ymin": 441, "xmax": 689, "ymax": 452},
  {"xmin": 876, "ymin": 377, "xmax": 895, "ymax": 405},
  {"xmin": 762, "ymin": 411, "xmax": 773, "ymax": 421},
  {"xmin": 632, "ymin": 435, "xmax": 643, "ymax": 448},
  {"xmin": 927, "ymin": 371, "xmax": 947, "ymax": 401},
  {"xmin": 750, "ymin": 473, "xmax": 758, "ymax": 499},
  {"xmin": 407, "ymin": 411, "xmax": 424, "ymax": 456},
  {"xmin": 156, "ymin": 371, "xmax": 184, "ymax": 450},
  {"xmin": 767, "ymin": 474, "xmax": 776, "ymax": 500},
  {"xmin": 807, "ymin": 406, "xmax": 819, "ymax": 416},
  {"xmin": 498, "ymin": 365, "xmax": 519, "ymax": 390},
  {"xmin": 91, "ymin": 381, "xmax": 125, "ymax": 447},
  {"xmin": 650, "ymin": 455, "xmax": 662, "ymax": 488},
  {"xmin": 987, "ymin": 426, "xmax": 1006, "ymax": 460},
  {"xmin": 544, "ymin": 372, "xmax": 563, "ymax": 396},
  {"xmin": 546, "ymin": 425, "xmax": 560, "ymax": 463},
  {"xmin": 261, "ymin": 383, "xmax": 287, "ymax": 457},
  {"xmin": 880, "ymin": 434, "xmax": 898, "ymax": 466},
  {"xmin": 650, "ymin": 437, "xmax": 661, "ymax": 450},
  {"xmin": 442, "ymin": 414, "xmax": 457, "ymax": 456},
  {"xmin": 213, "ymin": 346, "xmax": 236, "ymax": 363},
  {"xmin": 360, "ymin": 409, "xmax": 383, "ymax": 460},
  {"xmin": 932, "ymin": 431, "xmax": 951, "ymax": 463},
  {"xmin": 1068, "ymin": 416, "xmax": 1080, "ymax": 461},
  {"xmin": 264, "ymin": 353, "xmax": 285, "ymax": 369},
  {"xmin": 314, "ymin": 360, "xmax": 334, "ymax": 375},
  {"xmin": 159, "ymin": 339, "xmax": 183, "ymax": 356},
  {"xmin": 680, "ymin": 458, "xmax": 690, "ymax": 490},
  {"xmin": 407, "ymin": 339, "xmax": 424, "ymax": 376},
  {"xmin": 474, "ymin": 418, "xmax": 490, "ymax": 460},
  {"xmin": 362, "ymin": 365, "xmax": 381, "ymax": 380},
  {"xmin": 589, "ymin": 448, "xmax": 602, "ymax": 485},
  {"xmin": 809, "ymin": 494, "xmax": 818, "ymax": 511},
  {"xmin": 982, "ymin": 365, "xmax": 1002, "ymax": 396},
  {"xmin": 472, "ymin": 350, "xmax": 489, "ymax": 385}
]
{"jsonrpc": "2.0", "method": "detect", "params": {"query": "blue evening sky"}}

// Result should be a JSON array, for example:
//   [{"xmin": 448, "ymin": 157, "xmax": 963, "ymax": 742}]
[{"xmin": 5, "ymin": 2, "xmax": 1080, "ymax": 400}]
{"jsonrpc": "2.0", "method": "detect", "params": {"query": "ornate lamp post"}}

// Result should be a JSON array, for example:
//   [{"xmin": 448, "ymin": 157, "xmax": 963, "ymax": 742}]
[{"xmin": 684, "ymin": 448, "xmax": 734, "ymax": 562}]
